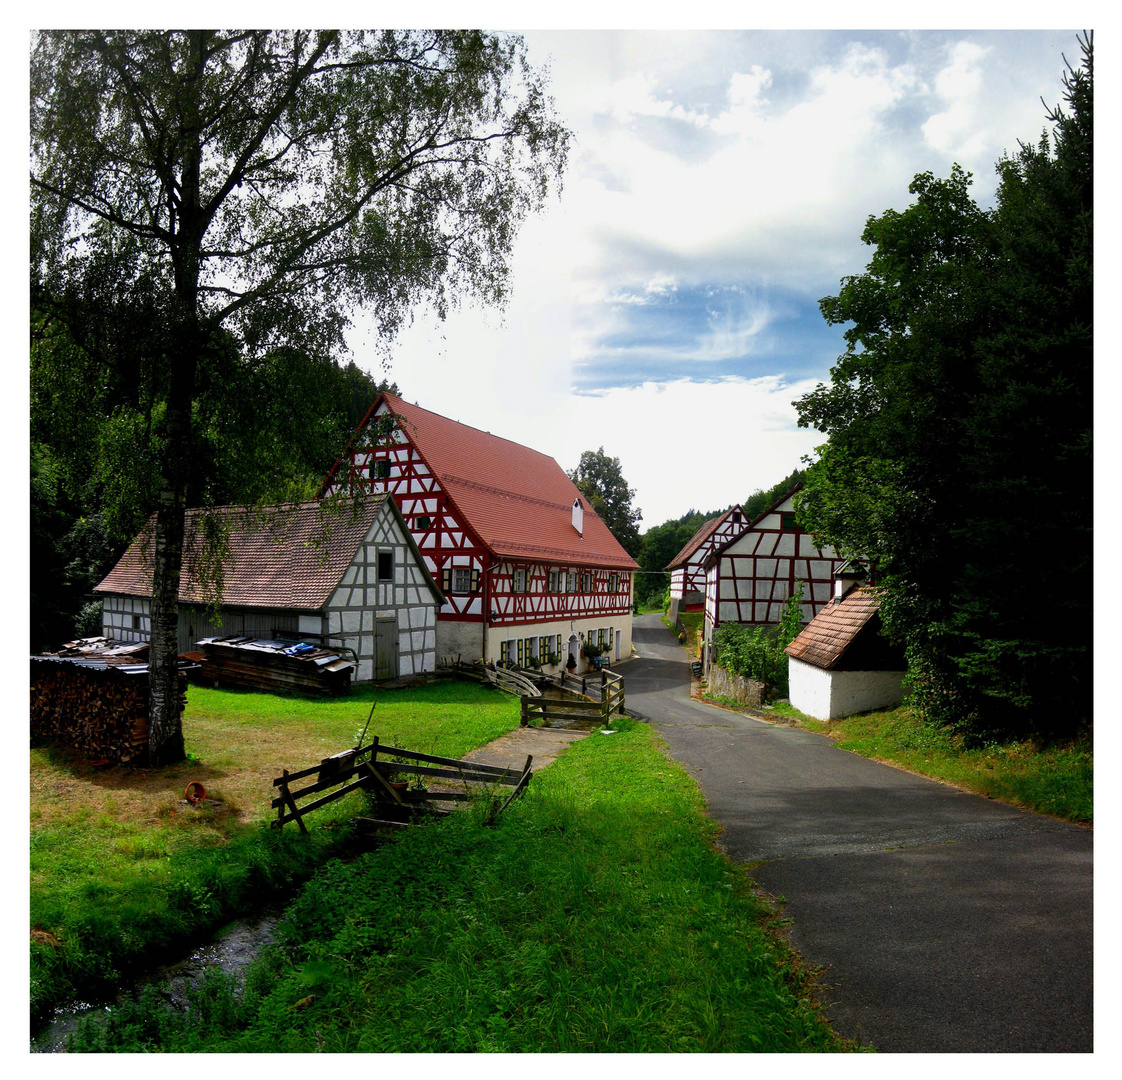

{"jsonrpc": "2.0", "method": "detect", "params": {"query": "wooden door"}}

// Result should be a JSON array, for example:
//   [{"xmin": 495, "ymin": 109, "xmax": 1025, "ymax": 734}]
[{"xmin": 374, "ymin": 618, "xmax": 398, "ymax": 680}]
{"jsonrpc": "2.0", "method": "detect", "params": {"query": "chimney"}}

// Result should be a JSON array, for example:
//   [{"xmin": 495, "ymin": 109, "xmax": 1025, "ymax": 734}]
[
  {"xmin": 833, "ymin": 559, "xmax": 867, "ymax": 604},
  {"xmin": 571, "ymin": 497, "xmax": 584, "ymax": 537}
]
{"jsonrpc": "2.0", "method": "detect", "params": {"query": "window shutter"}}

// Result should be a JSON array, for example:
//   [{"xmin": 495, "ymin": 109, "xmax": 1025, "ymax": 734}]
[
  {"xmin": 470, "ymin": 569, "xmax": 480, "ymax": 592},
  {"xmin": 441, "ymin": 567, "xmax": 452, "ymax": 594}
]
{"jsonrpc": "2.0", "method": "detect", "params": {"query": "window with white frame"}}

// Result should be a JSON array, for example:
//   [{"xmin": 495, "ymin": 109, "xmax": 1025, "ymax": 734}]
[{"xmin": 514, "ymin": 568, "xmax": 527, "ymax": 593}]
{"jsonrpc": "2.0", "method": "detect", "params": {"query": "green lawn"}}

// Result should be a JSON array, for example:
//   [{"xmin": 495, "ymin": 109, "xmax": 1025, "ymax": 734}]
[
  {"xmin": 30, "ymin": 679, "xmax": 524, "ymax": 1019},
  {"xmin": 64, "ymin": 716, "xmax": 850, "ymax": 1053}
]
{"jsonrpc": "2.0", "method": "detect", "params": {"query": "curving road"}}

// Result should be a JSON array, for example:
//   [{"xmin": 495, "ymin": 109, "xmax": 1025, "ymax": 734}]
[{"xmin": 622, "ymin": 613, "xmax": 1093, "ymax": 1053}]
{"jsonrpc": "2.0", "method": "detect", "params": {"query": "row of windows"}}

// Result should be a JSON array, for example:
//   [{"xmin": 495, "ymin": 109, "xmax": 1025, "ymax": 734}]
[
  {"xmin": 440, "ymin": 566, "xmax": 627, "ymax": 595},
  {"xmin": 523, "ymin": 569, "xmax": 623, "ymax": 594},
  {"xmin": 499, "ymin": 627, "xmax": 616, "ymax": 667}
]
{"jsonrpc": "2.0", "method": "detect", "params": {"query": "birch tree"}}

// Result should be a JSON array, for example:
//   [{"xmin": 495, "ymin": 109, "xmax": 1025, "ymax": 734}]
[{"xmin": 31, "ymin": 29, "xmax": 568, "ymax": 763}]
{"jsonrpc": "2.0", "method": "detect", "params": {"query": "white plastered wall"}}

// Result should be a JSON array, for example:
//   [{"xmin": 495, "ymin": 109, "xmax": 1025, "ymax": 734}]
[{"xmin": 788, "ymin": 656, "xmax": 905, "ymax": 719}]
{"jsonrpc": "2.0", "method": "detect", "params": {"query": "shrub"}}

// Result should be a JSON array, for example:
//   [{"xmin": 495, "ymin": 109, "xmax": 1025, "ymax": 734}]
[{"xmin": 712, "ymin": 584, "xmax": 804, "ymax": 698}]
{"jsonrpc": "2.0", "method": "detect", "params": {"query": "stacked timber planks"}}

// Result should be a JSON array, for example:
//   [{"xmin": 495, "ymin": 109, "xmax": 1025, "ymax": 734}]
[
  {"xmin": 30, "ymin": 656, "xmax": 187, "ymax": 764},
  {"xmin": 195, "ymin": 637, "xmax": 355, "ymax": 696}
]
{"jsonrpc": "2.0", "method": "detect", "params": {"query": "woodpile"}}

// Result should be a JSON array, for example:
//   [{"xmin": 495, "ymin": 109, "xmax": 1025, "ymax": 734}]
[{"xmin": 30, "ymin": 656, "xmax": 187, "ymax": 764}]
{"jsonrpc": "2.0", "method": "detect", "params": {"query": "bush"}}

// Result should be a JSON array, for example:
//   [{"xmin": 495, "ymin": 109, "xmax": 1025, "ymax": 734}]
[{"xmin": 712, "ymin": 585, "xmax": 804, "ymax": 697}]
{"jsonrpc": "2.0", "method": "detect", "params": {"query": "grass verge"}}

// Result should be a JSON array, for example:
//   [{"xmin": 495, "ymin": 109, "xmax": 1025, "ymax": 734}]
[
  {"xmin": 65, "ymin": 717, "xmax": 853, "ymax": 1052},
  {"xmin": 30, "ymin": 679, "xmax": 522, "ymax": 1019},
  {"xmin": 764, "ymin": 702, "xmax": 1092, "ymax": 824}
]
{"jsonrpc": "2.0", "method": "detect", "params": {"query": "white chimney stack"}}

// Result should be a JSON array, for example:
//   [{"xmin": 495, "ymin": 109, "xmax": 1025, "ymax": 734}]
[{"xmin": 572, "ymin": 497, "xmax": 584, "ymax": 537}]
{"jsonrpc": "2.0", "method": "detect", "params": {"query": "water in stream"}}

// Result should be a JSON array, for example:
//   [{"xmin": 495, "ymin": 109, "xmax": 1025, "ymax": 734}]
[{"xmin": 30, "ymin": 907, "xmax": 282, "ymax": 1053}]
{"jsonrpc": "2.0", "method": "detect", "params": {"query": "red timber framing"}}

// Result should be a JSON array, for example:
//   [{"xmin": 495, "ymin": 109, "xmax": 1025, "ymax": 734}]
[
  {"xmin": 320, "ymin": 394, "xmax": 637, "ymax": 663},
  {"xmin": 704, "ymin": 487, "xmax": 846, "ymax": 638}
]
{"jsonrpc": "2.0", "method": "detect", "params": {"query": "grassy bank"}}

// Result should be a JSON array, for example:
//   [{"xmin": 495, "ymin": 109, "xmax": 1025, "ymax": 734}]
[
  {"xmin": 66, "ymin": 716, "xmax": 851, "ymax": 1053},
  {"xmin": 30, "ymin": 679, "xmax": 522, "ymax": 1018},
  {"xmin": 765, "ymin": 702, "xmax": 1092, "ymax": 824}
]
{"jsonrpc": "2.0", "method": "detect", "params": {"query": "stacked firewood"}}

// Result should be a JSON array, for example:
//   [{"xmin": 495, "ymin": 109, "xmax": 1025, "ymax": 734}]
[{"xmin": 30, "ymin": 659, "xmax": 186, "ymax": 764}]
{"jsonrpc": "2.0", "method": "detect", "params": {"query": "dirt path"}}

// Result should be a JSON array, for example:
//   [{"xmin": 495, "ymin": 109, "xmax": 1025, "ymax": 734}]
[{"xmin": 463, "ymin": 722, "xmax": 592, "ymax": 772}]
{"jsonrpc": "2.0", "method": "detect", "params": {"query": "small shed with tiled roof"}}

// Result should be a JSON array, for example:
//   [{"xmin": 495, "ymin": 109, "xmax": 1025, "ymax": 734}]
[
  {"xmin": 784, "ymin": 567, "xmax": 906, "ymax": 719},
  {"xmin": 95, "ymin": 496, "xmax": 443, "ymax": 683}
]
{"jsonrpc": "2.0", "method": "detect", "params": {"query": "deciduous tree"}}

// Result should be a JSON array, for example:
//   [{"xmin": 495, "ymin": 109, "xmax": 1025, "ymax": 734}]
[
  {"xmin": 31, "ymin": 30, "xmax": 568, "ymax": 762},
  {"xmin": 568, "ymin": 447, "xmax": 642, "ymax": 557},
  {"xmin": 794, "ymin": 34, "xmax": 1092, "ymax": 740}
]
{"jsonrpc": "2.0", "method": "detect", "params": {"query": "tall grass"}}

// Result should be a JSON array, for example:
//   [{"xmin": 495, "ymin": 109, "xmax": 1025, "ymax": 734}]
[
  {"xmin": 771, "ymin": 703, "xmax": 1092, "ymax": 824},
  {"xmin": 66, "ymin": 718, "xmax": 851, "ymax": 1053}
]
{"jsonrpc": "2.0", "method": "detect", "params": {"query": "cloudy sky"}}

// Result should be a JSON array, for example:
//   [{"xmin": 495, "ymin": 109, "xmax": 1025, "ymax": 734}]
[{"xmin": 352, "ymin": 23, "xmax": 1081, "ymax": 530}]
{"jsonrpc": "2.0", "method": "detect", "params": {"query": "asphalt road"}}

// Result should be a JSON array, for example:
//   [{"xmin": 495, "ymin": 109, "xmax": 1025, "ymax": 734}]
[{"xmin": 623, "ymin": 614, "xmax": 1093, "ymax": 1053}]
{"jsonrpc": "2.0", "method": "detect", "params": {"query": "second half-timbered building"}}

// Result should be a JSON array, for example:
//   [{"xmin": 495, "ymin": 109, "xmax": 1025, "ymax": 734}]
[
  {"xmin": 666, "ymin": 505, "xmax": 748, "ymax": 624},
  {"xmin": 702, "ymin": 487, "xmax": 846, "ymax": 670},
  {"xmin": 321, "ymin": 393, "xmax": 638, "ymax": 672}
]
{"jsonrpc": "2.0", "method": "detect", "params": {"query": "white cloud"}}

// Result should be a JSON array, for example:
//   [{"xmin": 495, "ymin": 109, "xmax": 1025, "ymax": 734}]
[
  {"xmin": 346, "ymin": 29, "xmax": 1078, "ymax": 530},
  {"xmin": 923, "ymin": 41, "xmax": 992, "ymax": 158}
]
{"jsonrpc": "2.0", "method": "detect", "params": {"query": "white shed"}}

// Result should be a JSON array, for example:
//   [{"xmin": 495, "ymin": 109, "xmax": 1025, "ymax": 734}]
[
  {"xmin": 784, "ymin": 577, "xmax": 906, "ymax": 720},
  {"xmin": 94, "ymin": 496, "xmax": 444, "ymax": 683}
]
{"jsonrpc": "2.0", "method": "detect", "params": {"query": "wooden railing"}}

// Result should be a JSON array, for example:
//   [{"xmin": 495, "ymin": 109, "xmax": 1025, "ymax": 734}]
[
  {"xmin": 520, "ymin": 669, "xmax": 625, "ymax": 728},
  {"xmin": 271, "ymin": 736, "xmax": 532, "ymax": 833}
]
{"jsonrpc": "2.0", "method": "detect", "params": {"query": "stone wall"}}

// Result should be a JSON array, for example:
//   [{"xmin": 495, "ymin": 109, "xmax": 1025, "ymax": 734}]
[{"xmin": 707, "ymin": 663, "xmax": 765, "ymax": 708}]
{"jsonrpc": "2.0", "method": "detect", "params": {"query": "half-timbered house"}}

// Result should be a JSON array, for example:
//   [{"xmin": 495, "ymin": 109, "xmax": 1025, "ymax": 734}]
[
  {"xmin": 320, "ymin": 393, "xmax": 638, "ymax": 671},
  {"xmin": 702, "ymin": 486, "xmax": 846, "ymax": 671},
  {"xmin": 95, "ymin": 496, "xmax": 443, "ymax": 682},
  {"xmin": 666, "ymin": 505, "xmax": 748, "ymax": 624}
]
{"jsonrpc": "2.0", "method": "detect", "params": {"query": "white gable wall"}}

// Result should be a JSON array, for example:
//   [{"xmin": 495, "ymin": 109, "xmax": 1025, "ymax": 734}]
[{"xmin": 325, "ymin": 502, "xmax": 440, "ymax": 681}]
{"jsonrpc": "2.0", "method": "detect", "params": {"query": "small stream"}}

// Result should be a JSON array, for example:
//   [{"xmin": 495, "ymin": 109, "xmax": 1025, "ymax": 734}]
[{"xmin": 30, "ymin": 907, "xmax": 283, "ymax": 1053}]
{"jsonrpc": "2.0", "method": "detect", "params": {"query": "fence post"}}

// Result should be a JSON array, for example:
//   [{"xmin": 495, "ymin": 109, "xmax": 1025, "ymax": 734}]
[
  {"xmin": 521, "ymin": 696, "xmax": 529, "ymax": 727},
  {"xmin": 278, "ymin": 770, "xmax": 288, "ymax": 828}
]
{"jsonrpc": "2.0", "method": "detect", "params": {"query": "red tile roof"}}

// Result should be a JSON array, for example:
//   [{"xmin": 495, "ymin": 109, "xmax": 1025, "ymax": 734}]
[
  {"xmin": 366, "ymin": 394, "xmax": 638, "ymax": 570},
  {"xmin": 784, "ymin": 586, "xmax": 883, "ymax": 670},
  {"xmin": 95, "ymin": 499, "xmax": 391, "ymax": 611}
]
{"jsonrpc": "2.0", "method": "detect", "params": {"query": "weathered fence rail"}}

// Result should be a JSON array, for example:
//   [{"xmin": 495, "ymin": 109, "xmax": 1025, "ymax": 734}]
[{"xmin": 271, "ymin": 735, "xmax": 532, "ymax": 833}]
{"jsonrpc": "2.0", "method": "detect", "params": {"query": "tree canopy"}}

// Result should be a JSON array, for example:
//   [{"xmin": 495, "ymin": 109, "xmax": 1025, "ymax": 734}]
[
  {"xmin": 794, "ymin": 34, "xmax": 1092, "ymax": 741},
  {"xmin": 31, "ymin": 30, "xmax": 569, "ymax": 761},
  {"xmin": 568, "ymin": 447, "xmax": 642, "ymax": 558}
]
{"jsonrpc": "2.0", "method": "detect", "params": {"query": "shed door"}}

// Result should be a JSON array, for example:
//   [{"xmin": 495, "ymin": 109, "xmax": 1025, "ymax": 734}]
[{"xmin": 374, "ymin": 618, "xmax": 398, "ymax": 680}]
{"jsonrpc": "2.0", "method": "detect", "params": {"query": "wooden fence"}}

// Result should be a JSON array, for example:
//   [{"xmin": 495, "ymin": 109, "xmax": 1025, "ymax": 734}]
[
  {"xmin": 520, "ymin": 669, "xmax": 625, "ymax": 728},
  {"xmin": 271, "ymin": 736, "xmax": 532, "ymax": 833}
]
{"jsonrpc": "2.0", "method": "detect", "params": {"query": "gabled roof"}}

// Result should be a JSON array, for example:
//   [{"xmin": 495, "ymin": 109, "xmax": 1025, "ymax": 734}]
[
  {"xmin": 784, "ymin": 585, "xmax": 883, "ymax": 670},
  {"xmin": 327, "ymin": 393, "xmax": 638, "ymax": 570},
  {"xmin": 706, "ymin": 484, "xmax": 804, "ymax": 566},
  {"xmin": 665, "ymin": 505, "xmax": 745, "ymax": 570},
  {"xmin": 95, "ymin": 497, "xmax": 439, "ymax": 611}
]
